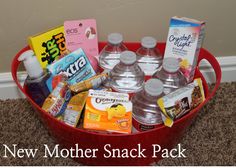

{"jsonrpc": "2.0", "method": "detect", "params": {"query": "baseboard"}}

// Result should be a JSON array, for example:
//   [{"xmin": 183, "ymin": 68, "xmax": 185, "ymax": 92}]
[
  {"xmin": 1, "ymin": 56, "xmax": 236, "ymax": 99},
  {"xmin": 0, "ymin": 72, "xmax": 27, "ymax": 99},
  {"xmin": 199, "ymin": 56, "xmax": 236, "ymax": 83}
]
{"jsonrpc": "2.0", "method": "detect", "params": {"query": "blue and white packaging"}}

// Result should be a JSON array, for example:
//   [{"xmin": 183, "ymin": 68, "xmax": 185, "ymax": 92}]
[{"xmin": 47, "ymin": 48, "xmax": 96, "ymax": 86}]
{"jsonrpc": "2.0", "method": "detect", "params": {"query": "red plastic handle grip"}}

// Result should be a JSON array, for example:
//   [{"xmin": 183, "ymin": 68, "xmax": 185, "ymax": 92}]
[{"xmin": 197, "ymin": 48, "xmax": 222, "ymax": 101}]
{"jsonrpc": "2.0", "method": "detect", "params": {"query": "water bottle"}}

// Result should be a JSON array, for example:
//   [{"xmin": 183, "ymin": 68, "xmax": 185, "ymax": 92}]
[
  {"xmin": 136, "ymin": 36, "xmax": 163, "ymax": 76},
  {"xmin": 110, "ymin": 51, "xmax": 145, "ymax": 93},
  {"xmin": 131, "ymin": 78, "xmax": 164, "ymax": 132},
  {"xmin": 99, "ymin": 33, "xmax": 128, "ymax": 70},
  {"xmin": 152, "ymin": 57, "xmax": 187, "ymax": 94}
]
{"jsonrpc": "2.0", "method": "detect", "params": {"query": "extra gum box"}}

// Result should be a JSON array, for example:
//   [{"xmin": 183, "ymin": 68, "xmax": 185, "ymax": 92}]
[
  {"xmin": 83, "ymin": 90, "xmax": 132, "ymax": 134},
  {"xmin": 47, "ymin": 48, "xmax": 96, "ymax": 85},
  {"xmin": 164, "ymin": 16, "xmax": 205, "ymax": 82}
]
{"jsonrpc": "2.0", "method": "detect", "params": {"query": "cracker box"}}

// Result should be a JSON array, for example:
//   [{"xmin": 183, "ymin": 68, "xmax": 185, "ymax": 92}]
[
  {"xmin": 164, "ymin": 16, "xmax": 205, "ymax": 82},
  {"xmin": 28, "ymin": 26, "xmax": 67, "ymax": 68},
  {"xmin": 84, "ymin": 90, "xmax": 132, "ymax": 134}
]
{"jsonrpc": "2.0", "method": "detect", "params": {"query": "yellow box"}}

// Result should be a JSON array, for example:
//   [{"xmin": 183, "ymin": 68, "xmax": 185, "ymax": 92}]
[
  {"xmin": 84, "ymin": 90, "xmax": 132, "ymax": 134},
  {"xmin": 28, "ymin": 26, "xmax": 67, "ymax": 68}
]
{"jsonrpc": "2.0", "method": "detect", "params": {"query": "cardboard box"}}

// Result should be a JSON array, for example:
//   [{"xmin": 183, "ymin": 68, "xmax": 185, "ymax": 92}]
[{"xmin": 164, "ymin": 16, "xmax": 205, "ymax": 82}]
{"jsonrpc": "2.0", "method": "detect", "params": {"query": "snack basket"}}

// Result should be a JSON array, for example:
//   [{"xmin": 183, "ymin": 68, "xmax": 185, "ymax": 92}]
[{"xmin": 11, "ymin": 42, "xmax": 221, "ymax": 166}]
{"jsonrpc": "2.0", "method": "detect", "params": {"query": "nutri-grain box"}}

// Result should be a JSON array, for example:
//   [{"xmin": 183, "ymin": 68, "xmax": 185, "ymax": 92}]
[{"xmin": 164, "ymin": 16, "xmax": 205, "ymax": 82}]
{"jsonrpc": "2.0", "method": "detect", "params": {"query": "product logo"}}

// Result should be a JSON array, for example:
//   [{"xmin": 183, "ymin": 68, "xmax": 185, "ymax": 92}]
[
  {"xmin": 95, "ymin": 98, "xmax": 127, "ymax": 104},
  {"xmin": 41, "ymin": 33, "xmax": 66, "ymax": 64},
  {"xmin": 66, "ymin": 28, "xmax": 79, "ymax": 35},
  {"xmin": 58, "ymin": 56, "xmax": 87, "ymax": 79},
  {"xmin": 65, "ymin": 90, "xmax": 72, "ymax": 101},
  {"xmin": 50, "ymin": 99, "xmax": 64, "ymax": 116},
  {"xmin": 169, "ymin": 33, "xmax": 193, "ymax": 50},
  {"xmin": 91, "ymin": 97, "xmax": 128, "ymax": 111},
  {"xmin": 140, "ymin": 124, "xmax": 155, "ymax": 131}
]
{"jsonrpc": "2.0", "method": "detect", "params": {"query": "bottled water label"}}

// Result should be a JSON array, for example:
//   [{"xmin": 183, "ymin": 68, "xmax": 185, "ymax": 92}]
[
  {"xmin": 132, "ymin": 116, "xmax": 161, "ymax": 132},
  {"xmin": 163, "ymin": 84, "xmax": 178, "ymax": 95},
  {"xmin": 137, "ymin": 57, "xmax": 161, "ymax": 76},
  {"xmin": 112, "ymin": 79, "xmax": 143, "ymax": 93},
  {"xmin": 100, "ymin": 53, "xmax": 121, "ymax": 70}
]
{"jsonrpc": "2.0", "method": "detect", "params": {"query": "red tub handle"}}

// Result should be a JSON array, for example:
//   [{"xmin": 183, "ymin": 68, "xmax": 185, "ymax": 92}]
[{"xmin": 197, "ymin": 48, "xmax": 222, "ymax": 101}]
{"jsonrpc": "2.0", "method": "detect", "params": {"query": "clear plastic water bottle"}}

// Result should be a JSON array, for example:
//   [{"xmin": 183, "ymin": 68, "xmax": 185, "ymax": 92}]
[
  {"xmin": 110, "ymin": 51, "xmax": 145, "ymax": 93},
  {"xmin": 152, "ymin": 57, "xmax": 187, "ymax": 94},
  {"xmin": 131, "ymin": 78, "xmax": 164, "ymax": 132},
  {"xmin": 99, "ymin": 33, "xmax": 128, "ymax": 70},
  {"xmin": 136, "ymin": 36, "xmax": 163, "ymax": 76}
]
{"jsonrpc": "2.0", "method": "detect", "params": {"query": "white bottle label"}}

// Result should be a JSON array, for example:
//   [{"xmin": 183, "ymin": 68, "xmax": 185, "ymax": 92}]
[
  {"xmin": 104, "ymin": 53, "xmax": 121, "ymax": 69},
  {"xmin": 137, "ymin": 57, "xmax": 161, "ymax": 75}
]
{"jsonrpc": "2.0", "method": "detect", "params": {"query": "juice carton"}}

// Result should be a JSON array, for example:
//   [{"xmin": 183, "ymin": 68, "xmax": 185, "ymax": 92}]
[
  {"xmin": 84, "ymin": 90, "xmax": 132, "ymax": 134},
  {"xmin": 47, "ymin": 48, "xmax": 96, "ymax": 86},
  {"xmin": 164, "ymin": 16, "xmax": 205, "ymax": 82},
  {"xmin": 29, "ymin": 26, "xmax": 67, "ymax": 68},
  {"xmin": 64, "ymin": 19, "xmax": 99, "ymax": 72},
  {"xmin": 42, "ymin": 80, "xmax": 71, "ymax": 119}
]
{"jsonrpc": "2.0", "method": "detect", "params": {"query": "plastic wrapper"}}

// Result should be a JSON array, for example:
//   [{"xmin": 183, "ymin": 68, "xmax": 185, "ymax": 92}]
[
  {"xmin": 157, "ymin": 78, "xmax": 205, "ymax": 127},
  {"xmin": 42, "ymin": 80, "xmax": 71, "ymax": 119},
  {"xmin": 64, "ymin": 91, "xmax": 88, "ymax": 127}
]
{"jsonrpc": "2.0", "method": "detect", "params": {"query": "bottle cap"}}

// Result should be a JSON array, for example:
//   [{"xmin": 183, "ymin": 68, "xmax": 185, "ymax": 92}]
[
  {"xmin": 108, "ymin": 33, "xmax": 123, "ymax": 45},
  {"xmin": 163, "ymin": 57, "xmax": 180, "ymax": 73},
  {"xmin": 141, "ymin": 36, "xmax": 157, "ymax": 48},
  {"xmin": 120, "ymin": 51, "xmax": 137, "ymax": 65},
  {"xmin": 144, "ymin": 78, "xmax": 163, "ymax": 96},
  {"xmin": 18, "ymin": 50, "xmax": 44, "ymax": 78}
]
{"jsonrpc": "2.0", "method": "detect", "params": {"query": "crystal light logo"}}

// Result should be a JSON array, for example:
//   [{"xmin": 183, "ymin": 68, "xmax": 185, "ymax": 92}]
[{"xmin": 169, "ymin": 34, "xmax": 193, "ymax": 50}]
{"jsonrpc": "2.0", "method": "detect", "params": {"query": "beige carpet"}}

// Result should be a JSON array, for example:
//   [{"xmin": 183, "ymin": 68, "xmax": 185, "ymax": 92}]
[{"xmin": 0, "ymin": 82, "xmax": 235, "ymax": 166}]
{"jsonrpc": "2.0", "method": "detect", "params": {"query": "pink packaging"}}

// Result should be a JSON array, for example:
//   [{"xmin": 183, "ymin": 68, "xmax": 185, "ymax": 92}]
[
  {"xmin": 64, "ymin": 19, "xmax": 99, "ymax": 72},
  {"xmin": 164, "ymin": 16, "xmax": 205, "ymax": 82}
]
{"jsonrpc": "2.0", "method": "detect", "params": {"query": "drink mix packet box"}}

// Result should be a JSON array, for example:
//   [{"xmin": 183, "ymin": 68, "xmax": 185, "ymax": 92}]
[
  {"xmin": 47, "ymin": 48, "xmax": 96, "ymax": 86},
  {"xmin": 84, "ymin": 90, "xmax": 132, "ymax": 134},
  {"xmin": 164, "ymin": 16, "xmax": 205, "ymax": 82},
  {"xmin": 28, "ymin": 26, "xmax": 67, "ymax": 68},
  {"xmin": 64, "ymin": 19, "xmax": 99, "ymax": 71}
]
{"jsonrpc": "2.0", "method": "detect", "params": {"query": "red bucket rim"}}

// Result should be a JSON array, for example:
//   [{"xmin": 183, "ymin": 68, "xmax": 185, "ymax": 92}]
[{"xmin": 11, "ymin": 42, "xmax": 221, "ymax": 137}]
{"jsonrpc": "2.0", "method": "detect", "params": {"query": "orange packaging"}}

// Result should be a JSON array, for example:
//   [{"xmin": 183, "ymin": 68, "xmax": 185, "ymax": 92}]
[{"xmin": 83, "ymin": 90, "xmax": 132, "ymax": 134}]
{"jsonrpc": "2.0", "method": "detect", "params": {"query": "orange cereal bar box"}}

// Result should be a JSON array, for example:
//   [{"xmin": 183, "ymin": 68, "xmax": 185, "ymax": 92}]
[{"xmin": 83, "ymin": 90, "xmax": 132, "ymax": 134}]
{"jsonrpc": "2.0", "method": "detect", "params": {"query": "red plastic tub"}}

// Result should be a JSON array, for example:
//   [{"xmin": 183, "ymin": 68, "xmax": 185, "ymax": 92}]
[{"xmin": 12, "ymin": 42, "xmax": 221, "ymax": 166}]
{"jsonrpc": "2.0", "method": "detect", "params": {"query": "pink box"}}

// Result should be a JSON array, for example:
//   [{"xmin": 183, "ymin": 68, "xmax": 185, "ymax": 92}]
[
  {"xmin": 164, "ymin": 16, "xmax": 205, "ymax": 82},
  {"xmin": 64, "ymin": 19, "xmax": 99, "ymax": 72}
]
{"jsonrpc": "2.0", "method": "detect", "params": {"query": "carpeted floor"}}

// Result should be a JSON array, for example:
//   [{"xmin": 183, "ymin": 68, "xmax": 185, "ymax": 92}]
[{"xmin": 0, "ymin": 82, "xmax": 235, "ymax": 166}]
